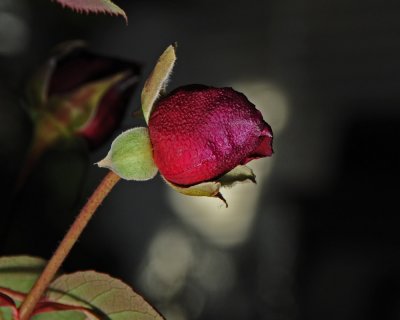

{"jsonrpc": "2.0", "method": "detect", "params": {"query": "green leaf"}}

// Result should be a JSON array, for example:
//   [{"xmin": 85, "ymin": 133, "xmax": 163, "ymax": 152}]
[
  {"xmin": 32, "ymin": 301, "xmax": 100, "ymax": 319},
  {"xmin": 44, "ymin": 271, "xmax": 164, "ymax": 320},
  {"xmin": 141, "ymin": 44, "xmax": 177, "ymax": 123},
  {"xmin": 97, "ymin": 127, "xmax": 158, "ymax": 181},
  {"xmin": 0, "ymin": 256, "xmax": 46, "ymax": 320},
  {"xmin": 0, "ymin": 256, "xmax": 46, "ymax": 294},
  {"xmin": 0, "ymin": 257, "xmax": 164, "ymax": 319},
  {"xmin": 218, "ymin": 165, "xmax": 256, "ymax": 187},
  {"xmin": 163, "ymin": 178, "xmax": 227, "ymax": 207},
  {"xmin": 54, "ymin": 0, "xmax": 128, "ymax": 24}
]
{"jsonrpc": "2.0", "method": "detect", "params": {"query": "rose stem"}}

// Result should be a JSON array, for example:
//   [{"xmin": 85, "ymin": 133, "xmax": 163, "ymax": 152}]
[{"xmin": 18, "ymin": 170, "xmax": 120, "ymax": 320}]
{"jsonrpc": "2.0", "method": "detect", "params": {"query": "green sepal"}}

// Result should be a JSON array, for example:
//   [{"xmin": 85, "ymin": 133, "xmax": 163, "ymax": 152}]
[
  {"xmin": 218, "ymin": 165, "xmax": 256, "ymax": 187},
  {"xmin": 141, "ymin": 44, "xmax": 177, "ymax": 123},
  {"xmin": 163, "ymin": 177, "xmax": 227, "ymax": 207},
  {"xmin": 97, "ymin": 127, "xmax": 158, "ymax": 181}
]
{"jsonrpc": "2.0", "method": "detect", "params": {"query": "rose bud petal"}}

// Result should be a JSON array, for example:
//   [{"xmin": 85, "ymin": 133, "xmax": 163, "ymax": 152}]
[{"xmin": 148, "ymin": 85, "xmax": 273, "ymax": 186}]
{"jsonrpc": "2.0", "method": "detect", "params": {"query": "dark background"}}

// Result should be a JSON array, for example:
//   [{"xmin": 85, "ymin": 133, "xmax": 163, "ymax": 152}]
[{"xmin": 1, "ymin": 0, "xmax": 400, "ymax": 319}]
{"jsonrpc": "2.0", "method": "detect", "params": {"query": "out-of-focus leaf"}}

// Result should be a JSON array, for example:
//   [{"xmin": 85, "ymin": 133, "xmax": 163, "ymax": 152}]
[
  {"xmin": 53, "ymin": 0, "xmax": 128, "ymax": 24},
  {"xmin": 0, "ymin": 256, "xmax": 45, "ymax": 320},
  {"xmin": 141, "ymin": 44, "xmax": 177, "ymax": 123},
  {"xmin": 97, "ymin": 127, "xmax": 158, "ymax": 181},
  {"xmin": 44, "ymin": 271, "xmax": 164, "ymax": 320},
  {"xmin": 0, "ymin": 256, "xmax": 46, "ymax": 294}
]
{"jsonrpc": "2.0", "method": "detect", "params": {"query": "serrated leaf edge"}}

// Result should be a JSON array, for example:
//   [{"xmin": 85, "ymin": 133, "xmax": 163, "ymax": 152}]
[{"xmin": 53, "ymin": 0, "xmax": 128, "ymax": 24}]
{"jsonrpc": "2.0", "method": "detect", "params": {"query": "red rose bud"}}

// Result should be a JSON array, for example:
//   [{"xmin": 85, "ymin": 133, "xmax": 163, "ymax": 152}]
[{"xmin": 148, "ymin": 85, "xmax": 273, "ymax": 186}]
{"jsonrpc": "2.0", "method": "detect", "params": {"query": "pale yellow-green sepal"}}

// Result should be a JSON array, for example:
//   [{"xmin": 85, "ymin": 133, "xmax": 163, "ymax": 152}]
[
  {"xmin": 218, "ymin": 165, "xmax": 256, "ymax": 187},
  {"xmin": 97, "ymin": 127, "xmax": 158, "ymax": 181},
  {"xmin": 163, "ymin": 177, "xmax": 228, "ymax": 207},
  {"xmin": 141, "ymin": 43, "xmax": 177, "ymax": 123}
]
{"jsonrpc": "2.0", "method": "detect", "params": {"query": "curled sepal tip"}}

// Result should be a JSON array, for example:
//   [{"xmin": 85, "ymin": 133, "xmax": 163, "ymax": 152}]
[
  {"xmin": 141, "ymin": 43, "xmax": 177, "ymax": 123},
  {"xmin": 218, "ymin": 165, "xmax": 256, "ymax": 187},
  {"xmin": 163, "ymin": 177, "xmax": 228, "ymax": 207},
  {"xmin": 97, "ymin": 127, "xmax": 158, "ymax": 181}
]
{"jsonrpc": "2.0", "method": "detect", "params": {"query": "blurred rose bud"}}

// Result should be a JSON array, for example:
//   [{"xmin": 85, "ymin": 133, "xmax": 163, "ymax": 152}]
[
  {"xmin": 28, "ymin": 40, "xmax": 141, "ymax": 149},
  {"xmin": 148, "ymin": 85, "xmax": 273, "ymax": 185},
  {"xmin": 18, "ymin": 41, "xmax": 140, "ymax": 189}
]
